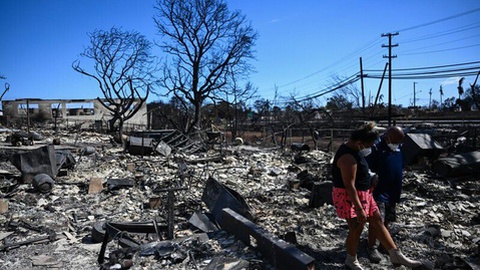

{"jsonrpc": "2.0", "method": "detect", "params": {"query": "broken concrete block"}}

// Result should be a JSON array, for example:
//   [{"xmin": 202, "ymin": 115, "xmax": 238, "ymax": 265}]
[
  {"xmin": 31, "ymin": 255, "xmax": 61, "ymax": 267},
  {"xmin": 127, "ymin": 163, "xmax": 135, "ymax": 172},
  {"xmin": 0, "ymin": 200, "xmax": 8, "ymax": 214},
  {"xmin": 289, "ymin": 179, "xmax": 300, "ymax": 190},
  {"xmin": 154, "ymin": 140, "xmax": 172, "ymax": 156},
  {"xmin": 88, "ymin": 177, "xmax": 103, "ymax": 194},
  {"xmin": 149, "ymin": 197, "xmax": 161, "ymax": 209}
]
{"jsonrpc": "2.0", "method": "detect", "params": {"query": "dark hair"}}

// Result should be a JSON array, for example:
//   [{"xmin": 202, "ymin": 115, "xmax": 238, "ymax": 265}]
[{"xmin": 350, "ymin": 122, "xmax": 378, "ymax": 143}]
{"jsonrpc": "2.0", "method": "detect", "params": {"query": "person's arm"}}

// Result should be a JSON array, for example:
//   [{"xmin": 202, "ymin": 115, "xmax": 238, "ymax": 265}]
[{"xmin": 337, "ymin": 154, "xmax": 367, "ymax": 223}]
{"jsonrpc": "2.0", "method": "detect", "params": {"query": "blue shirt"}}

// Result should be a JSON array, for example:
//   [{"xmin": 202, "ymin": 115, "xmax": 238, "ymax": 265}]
[{"xmin": 366, "ymin": 138, "xmax": 404, "ymax": 203}]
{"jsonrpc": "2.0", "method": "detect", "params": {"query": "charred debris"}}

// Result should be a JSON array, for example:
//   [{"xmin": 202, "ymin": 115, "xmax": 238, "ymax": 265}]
[{"xmin": 0, "ymin": 122, "xmax": 479, "ymax": 270}]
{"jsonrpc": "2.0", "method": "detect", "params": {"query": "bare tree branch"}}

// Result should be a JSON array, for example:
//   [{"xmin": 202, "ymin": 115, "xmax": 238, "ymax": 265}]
[
  {"xmin": 154, "ymin": 0, "xmax": 257, "ymax": 133},
  {"xmin": 0, "ymin": 83, "xmax": 9, "ymax": 101},
  {"xmin": 72, "ymin": 27, "xmax": 158, "ymax": 143}
]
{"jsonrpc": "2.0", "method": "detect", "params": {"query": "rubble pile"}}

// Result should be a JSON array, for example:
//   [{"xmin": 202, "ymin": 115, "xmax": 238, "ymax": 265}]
[{"xmin": 0, "ymin": 129, "xmax": 479, "ymax": 270}]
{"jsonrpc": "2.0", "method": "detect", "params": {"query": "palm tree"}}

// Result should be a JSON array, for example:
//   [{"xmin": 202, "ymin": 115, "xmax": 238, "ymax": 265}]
[{"xmin": 458, "ymin": 77, "xmax": 465, "ymax": 99}]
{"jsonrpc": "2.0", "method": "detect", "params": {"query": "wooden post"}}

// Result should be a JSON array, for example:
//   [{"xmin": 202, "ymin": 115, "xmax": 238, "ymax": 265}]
[{"xmin": 330, "ymin": 129, "xmax": 334, "ymax": 152}]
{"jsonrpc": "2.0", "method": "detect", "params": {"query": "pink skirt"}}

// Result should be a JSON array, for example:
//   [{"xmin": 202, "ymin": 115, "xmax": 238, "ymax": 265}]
[{"xmin": 332, "ymin": 187, "xmax": 378, "ymax": 219}]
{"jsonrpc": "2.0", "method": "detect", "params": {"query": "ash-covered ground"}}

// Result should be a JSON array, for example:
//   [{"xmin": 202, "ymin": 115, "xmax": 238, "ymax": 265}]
[{"xmin": 0, "ymin": 129, "xmax": 479, "ymax": 270}]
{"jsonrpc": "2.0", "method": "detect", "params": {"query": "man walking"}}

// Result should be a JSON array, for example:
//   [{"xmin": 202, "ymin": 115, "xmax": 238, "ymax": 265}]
[{"xmin": 366, "ymin": 126, "xmax": 406, "ymax": 263}]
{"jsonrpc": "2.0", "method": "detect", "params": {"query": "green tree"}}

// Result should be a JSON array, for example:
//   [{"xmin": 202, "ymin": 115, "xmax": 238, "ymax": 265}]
[
  {"xmin": 326, "ymin": 94, "xmax": 353, "ymax": 111},
  {"xmin": 253, "ymin": 98, "xmax": 271, "ymax": 118},
  {"xmin": 443, "ymin": 97, "xmax": 456, "ymax": 111},
  {"xmin": 430, "ymin": 99, "xmax": 440, "ymax": 110},
  {"xmin": 153, "ymin": 0, "xmax": 258, "ymax": 134}
]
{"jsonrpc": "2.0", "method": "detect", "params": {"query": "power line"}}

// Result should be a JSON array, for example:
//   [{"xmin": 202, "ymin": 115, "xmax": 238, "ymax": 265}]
[
  {"xmin": 383, "ymin": 73, "xmax": 478, "ymax": 80},
  {"xmin": 276, "ymin": 60, "xmax": 479, "ymax": 105},
  {"xmin": 269, "ymin": 8, "xmax": 480, "ymax": 105},
  {"xmin": 394, "ymin": 7, "xmax": 480, "ymax": 32},
  {"xmin": 364, "ymin": 60, "xmax": 480, "ymax": 72},
  {"xmin": 274, "ymin": 37, "xmax": 382, "ymax": 89},
  {"xmin": 366, "ymin": 71, "xmax": 479, "ymax": 80},
  {"xmin": 282, "ymin": 73, "xmax": 361, "ymax": 103},
  {"xmin": 400, "ymin": 43, "xmax": 480, "ymax": 56},
  {"xmin": 274, "ymin": 12, "xmax": 480, "ymax": 97},
  {"xmin": 400, "ymin": 23, "xmax": 480, "ymax": 44},
  {"xmin": 367, "ymin": 67, "xmax": 480, "ymax": 78},
  {"xmin": 394, "ymin": 66, "xmax": 479, "ymax": 77}
]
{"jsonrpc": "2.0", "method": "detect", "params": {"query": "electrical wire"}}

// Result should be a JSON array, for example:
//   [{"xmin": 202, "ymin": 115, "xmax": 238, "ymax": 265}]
[
  {"xmin": 400, "ymin": 23, "xmax": 480, "ymax": 44},
  {"xmin": 273, "ymin": 37, "xmax": 382, "ymax": 90},
  {"xmin": 398, "ymin": 34, "xmax": 480, "ymax": 54},
  {"xmin": 268, "ymin": 8, "xmax": 480, "ymax": 105},
  {"xmin": 364, "ymin": 60, "xmax": 480, "ymax": 72},
  {"xmin": 368, "ymin": 66, "xmax": 479, "ymax": 77},
  {"xmin": 285, "ymin": 73, "xmax": 361, "ymax": 103},
  {"xmin": 400, "ymin": 44, "xmax": 480, "ymax": 56},
  {"xmin": 366, "ymin": 71, "xmax": 479, "ymax": 80},
  {"xmin": 394, "ymin": 7, "xmax": 480, "ymax": 32}
]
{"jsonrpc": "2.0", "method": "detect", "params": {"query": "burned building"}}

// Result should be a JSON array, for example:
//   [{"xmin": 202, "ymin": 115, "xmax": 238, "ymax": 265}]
[{"xmin": 1, "ymin": 98, "xmax": 147, "ymax": 130}]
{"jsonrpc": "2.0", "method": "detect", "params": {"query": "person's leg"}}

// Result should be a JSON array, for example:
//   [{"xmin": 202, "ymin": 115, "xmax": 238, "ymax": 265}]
[
  {"xmin": 367, "ymin": 222, "xmax": 376, "ymax": 247},
  {"xmin": 345, "ymin": 218, "xmax": 365, "ymax": 269},
  {"xmin": 368, "ymin": 211, "xmax": 422, "ymax": 267},
  {"xmin": 367, "ymin": 208, "xmax": 386, "ymax": 263},
  {"xmin": 346, "ymin": 218, "xmax": 365, "ymax": 256},
  {"xmin": 384, "ymin": 202, "xmax": 397, "ymax": 231},
  {"xmin": 368, "ymin": 210, "xmax": 396, "ymax": 250},
  {"xmin": 368, "ymin": 202, "xmax": 384, "ymax": 248}
]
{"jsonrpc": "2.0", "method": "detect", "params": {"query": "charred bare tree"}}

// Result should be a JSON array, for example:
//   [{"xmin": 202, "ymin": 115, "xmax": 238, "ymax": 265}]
[
  {"xmin": 331, "ymin": 74, "xmax": 362, "ymax": 108},
  {"xmin": 0, "ymin": 83, "xmax": 9, "ymax": 101},
  {"xmin": 149, "ymin": 97, "xmax": 192, "ymax": 131},
  {"xmin": 0, "ymin": 75, "xmax": 9, "ymax": 101},
  {"xmin": 290, "ymin": 96, "xmax": 334, "ymax": 151},
  {"xmin": 469, "ymin": 71, "xmax": 480, "ymax": 110},
  {"xmin": 72, "ymin": 27, "xmax": 157, "ymax": 144},
  {"xmin": 153, "ymin": 0, "xmax": 257, "ymax": 134},
  {"xmin": 217, "ymin": 80, "xmax": 257, "ymax": 142}
]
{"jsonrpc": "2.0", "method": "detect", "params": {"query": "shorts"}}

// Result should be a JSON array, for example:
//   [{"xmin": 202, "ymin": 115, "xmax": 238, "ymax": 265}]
[
  {"xmin": 376, "ymin": 202, "xmax": 397, "ymax": 222},
  {"xmin": 332, "ymin": 187, "xmax": 378, "ymax": 219}
]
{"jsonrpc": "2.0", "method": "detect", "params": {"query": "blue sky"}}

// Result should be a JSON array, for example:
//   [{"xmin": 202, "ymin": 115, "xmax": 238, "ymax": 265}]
[{"xmin": 1, "ymin": 0, "xmax": 479, "ymax": 109}]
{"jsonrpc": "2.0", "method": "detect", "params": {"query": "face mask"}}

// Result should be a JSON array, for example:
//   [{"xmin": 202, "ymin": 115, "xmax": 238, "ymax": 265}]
[
  {"xmin": 359, "ymin": 147, "xmax": 372, "ymax": 157},
  {"xmin": 387, "ymin": 143, "xmax": 399, "ymax": 151}
]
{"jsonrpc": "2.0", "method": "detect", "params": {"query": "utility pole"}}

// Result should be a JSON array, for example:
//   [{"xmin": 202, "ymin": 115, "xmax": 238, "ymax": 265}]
[
  {"xmin": 360, "ymin": 57, "xmax": 365, "ymax": 114},
  {"xmin": 382, "ymin": 32, "xmax": 398, "ymax": 127},
  {"xmin": 413, "ymin": 82, "xmax": 417, "ymax": 108},
  {"xmin": 440, "ymin": 85, "xmax": 443, "ymax": 109},
  {"xmin": 429, "ymin": 88, "xmax": 432, "ymax": 109}
]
